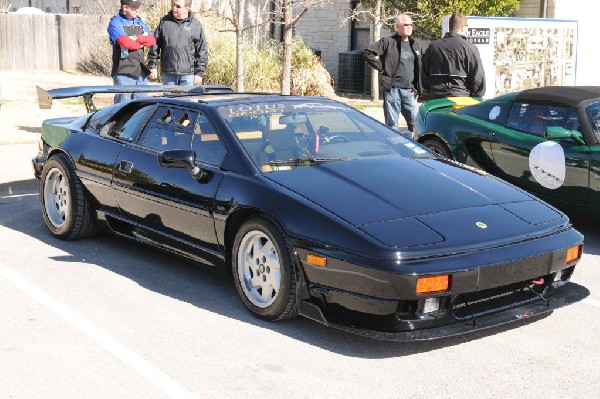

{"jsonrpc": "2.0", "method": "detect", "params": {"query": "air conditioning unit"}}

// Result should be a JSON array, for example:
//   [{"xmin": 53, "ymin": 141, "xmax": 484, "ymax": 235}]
[{"xmin": 337, "ymin": 51, "xmax": 365, "ymax": 93}]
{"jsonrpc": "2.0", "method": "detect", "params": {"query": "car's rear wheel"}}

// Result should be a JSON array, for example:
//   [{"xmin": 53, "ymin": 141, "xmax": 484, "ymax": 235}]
[
  {"xmin": 422, "ymin": 138, "xmax": 452, "ymax": 159},
  {"xmin": 232, "ymin": 216, "xmax": 299, "ymax": 320},
  {"xmin": 40, "ymin": 153, "xmax": 96, "ymax": 240}
]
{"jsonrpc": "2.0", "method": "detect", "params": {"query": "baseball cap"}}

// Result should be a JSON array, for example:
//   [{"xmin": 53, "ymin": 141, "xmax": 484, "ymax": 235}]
[{"xmin": 121, "ymin": 0, "xmax": 143, "ymax": 7}]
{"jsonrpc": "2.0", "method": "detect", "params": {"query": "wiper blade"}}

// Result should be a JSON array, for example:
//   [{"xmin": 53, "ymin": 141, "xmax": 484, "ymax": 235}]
[{"xmin": 267, "ymin": 156, "xmax": 353, "ymax": 166}]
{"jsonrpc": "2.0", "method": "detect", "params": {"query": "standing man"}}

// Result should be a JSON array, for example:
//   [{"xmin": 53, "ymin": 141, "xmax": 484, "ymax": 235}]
[
  {"xmin": 148, "ymin": 0, "xmax": 208, "ymax": 86},
  {"xmin": 363, "ymin": 13, "xmax": 422, "ymax": 132},
  {"xmin": 421, "ymin": 13, "xmax": 486, "ymax": 99},
  {"xmin": 107, "ymin": 0, "xmax": 155, "ymax": 104}
]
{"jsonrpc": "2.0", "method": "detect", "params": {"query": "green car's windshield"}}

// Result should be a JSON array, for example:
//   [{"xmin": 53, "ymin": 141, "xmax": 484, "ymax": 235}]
[
  {"xmin": 585, "ymin": 102, "xmax": 600, "ymax": 143},
  {"xmin": 219, "ymin": 100, "xmax": 429, "ymax": 172}
]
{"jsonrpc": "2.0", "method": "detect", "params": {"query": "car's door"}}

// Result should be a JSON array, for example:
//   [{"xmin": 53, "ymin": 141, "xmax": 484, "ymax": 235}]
[
  {"xmin": 68, "ymin": 102, "xmax": 158, "ymax": 214},
  {"xmin": 489, "ymin": 102, "xmax": 591, "ymax": 204},
  {"xmin": 112, "ymin": 105, "xmax": 229, "ymax": 259}
]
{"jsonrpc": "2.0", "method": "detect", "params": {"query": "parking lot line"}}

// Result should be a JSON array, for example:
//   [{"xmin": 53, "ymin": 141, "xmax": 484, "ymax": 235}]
[{"xmin": 0, "ymin": 261, "xmax": 199, "ymax": 399}]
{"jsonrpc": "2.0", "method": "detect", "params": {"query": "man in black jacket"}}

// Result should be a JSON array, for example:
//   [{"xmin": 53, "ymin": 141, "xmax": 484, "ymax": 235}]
[
  {"xmin": 421, "ymin": 13, "xmax": 486, "ymax": 99},
  {"xmin": 148, "ymin": 0, "xmax": 208, "ymax": 86},
  {"xmin": 363, "ymin": 14, "xmax": 422, "ymax": 132}
]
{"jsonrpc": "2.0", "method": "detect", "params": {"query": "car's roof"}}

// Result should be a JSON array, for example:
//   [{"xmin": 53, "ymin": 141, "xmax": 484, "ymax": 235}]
[
  {"xmin": 513, "ymin": 86, "xmax": 600, "ymax": 107},
  {"xmin": 162, "ymin": 93, "xmax": 334, "ymax": 107}
]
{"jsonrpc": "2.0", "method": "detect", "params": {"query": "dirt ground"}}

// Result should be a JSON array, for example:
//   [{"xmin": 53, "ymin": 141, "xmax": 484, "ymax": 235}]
[
  {"xmin": 0, "ymin": 71, "xmax": 112, "ymax": 144},
  {"xmin": 0, "ymin": 70, "xmax": 386, "ymax": 145}
]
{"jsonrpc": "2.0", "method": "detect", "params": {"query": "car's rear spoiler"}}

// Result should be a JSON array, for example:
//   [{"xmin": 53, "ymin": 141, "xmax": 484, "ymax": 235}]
[
  {"xmin": 420, "ymin": 96, "xmax": 483, "ymax": 117},
  {"xmin": 36, "ymin": 84, "xmax": 234, "ymax": 113}
]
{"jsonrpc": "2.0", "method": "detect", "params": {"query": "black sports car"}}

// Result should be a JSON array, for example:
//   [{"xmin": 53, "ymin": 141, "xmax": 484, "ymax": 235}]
[{"xmin": 32, "ymin": 85, "xmax": 587, "ymax": 340}]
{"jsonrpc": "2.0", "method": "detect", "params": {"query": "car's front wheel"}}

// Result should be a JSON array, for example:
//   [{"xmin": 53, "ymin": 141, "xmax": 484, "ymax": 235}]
[
  {"xmin": 422, "ymin": 138, "xmax": 452, "ymax": 159},
  {"xmin": 40, "ymin": 153, "xmax": 96, "ymax": 240},
  {"xmin": 232, "ymin": 216, "xmax": 299, "ymax": 320}
]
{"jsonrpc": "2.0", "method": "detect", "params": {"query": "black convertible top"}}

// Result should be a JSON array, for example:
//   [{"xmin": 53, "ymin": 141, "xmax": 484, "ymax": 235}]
[{"xmin": 514, "ymin": 86, "xmax": 600, "ymax": 107}]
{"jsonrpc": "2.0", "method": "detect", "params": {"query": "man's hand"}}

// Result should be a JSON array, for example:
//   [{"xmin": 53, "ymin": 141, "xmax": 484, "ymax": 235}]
[
  {"xmin": 194, "ymin": 75, "xmax": 203, "ymax": 86},
  {"xmin": 149, "ymin": 68, "xmax": 158, "ymax": 80}
]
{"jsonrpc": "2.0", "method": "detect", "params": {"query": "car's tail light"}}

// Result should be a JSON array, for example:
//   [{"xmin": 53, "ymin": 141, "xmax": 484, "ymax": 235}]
[
  {"xmin": 565, "ymin": 244, "xmax": 582, "ymax": 264},
  {"xmin": 416, "ymin": 275, "xmax": 449, "ymax": 294}
]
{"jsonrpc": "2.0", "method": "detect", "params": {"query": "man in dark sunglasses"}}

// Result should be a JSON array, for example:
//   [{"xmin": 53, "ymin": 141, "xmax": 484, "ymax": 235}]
[
  {"xmin": 148, "ymin": 0, "xmax": 208, "ymax": 86},
  {"xmin": 363, "ymin": 13, "xmax": 423, "ymax": 132}
]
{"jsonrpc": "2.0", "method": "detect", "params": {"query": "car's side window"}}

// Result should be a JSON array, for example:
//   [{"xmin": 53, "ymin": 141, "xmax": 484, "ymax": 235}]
[
  {"xmin": 507, "ymin": 103, "xmax": 577, "ymax": 138},
  {"xmin": 507, "ymin": 103, "xmax": 550, "ymax": 136},
  {"xmin": 101, "ymin": 103, "xmax": 157, "ymax": 142},
  {"xmin": 139, "ymin": 106, "xmax": 196, "ymax": 152},
  {"xmin": 192, "ymin": 113, "xmax": 227, "ymax": 166}
]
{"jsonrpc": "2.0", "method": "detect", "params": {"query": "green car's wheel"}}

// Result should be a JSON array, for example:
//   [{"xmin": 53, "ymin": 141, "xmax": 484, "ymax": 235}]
[
  {"xmin": 232, "ymin": 216, "xmax": 299, "ymax": 321},
  {"xmin": 422, "ymin": 138, "xmax": 452, "ymax": 159}
]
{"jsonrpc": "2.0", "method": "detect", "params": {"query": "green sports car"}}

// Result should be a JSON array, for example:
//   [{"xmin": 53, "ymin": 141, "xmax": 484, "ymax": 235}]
[{"xmin": 415, "ymin": 86, "xmax": 600, "ymax": 219}]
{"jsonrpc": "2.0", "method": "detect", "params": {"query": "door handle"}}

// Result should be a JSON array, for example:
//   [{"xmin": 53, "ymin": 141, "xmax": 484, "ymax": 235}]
[{"xmin": 120, "ymin": 160, "xmax": 133, "ymax": 173}]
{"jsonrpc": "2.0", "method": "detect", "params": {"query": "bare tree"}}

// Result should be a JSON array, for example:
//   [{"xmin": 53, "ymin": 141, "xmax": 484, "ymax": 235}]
[
  {"xmin": 276, "ymin": 0, "xmax": 329, "ymax": 95},
  {"xmin": 210, "ymin": 0, "xmax": 270, "ymax": 92}
]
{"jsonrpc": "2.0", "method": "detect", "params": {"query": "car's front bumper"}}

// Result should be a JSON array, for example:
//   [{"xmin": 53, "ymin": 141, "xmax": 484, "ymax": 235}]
[
  {"xmin": 293, "ymin": 227, "xmax": 586, "ymax": 340},
  {"xmin": 299, "ymin": 281, "xmax": 588, "ymax": 341}
]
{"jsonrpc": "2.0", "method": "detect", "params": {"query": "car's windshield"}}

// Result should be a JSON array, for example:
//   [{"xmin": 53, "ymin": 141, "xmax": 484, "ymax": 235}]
[
  {"xmin": 585, "ymin": 102, "xmax": 600, "ymax": 143},
  {"xmin": 219, "ymin": 100, "xmax": 429, "ymax": 172}
]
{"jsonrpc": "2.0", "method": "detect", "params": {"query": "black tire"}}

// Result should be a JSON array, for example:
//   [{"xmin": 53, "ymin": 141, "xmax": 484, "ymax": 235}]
[
  {"xmin": 422, "ymin": 138, "xmax": 452, "ymax": 159},
  {"xmin": 232, "ymin": 216, "xmax": 299, "ymax": 321},
  {"xmin": 40, "ymin": 153, "xmax": 96, "ymax": 240}
]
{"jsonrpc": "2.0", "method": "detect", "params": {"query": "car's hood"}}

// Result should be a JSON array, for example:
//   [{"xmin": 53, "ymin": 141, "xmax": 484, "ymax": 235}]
[{"xmin": 265, "ymin": 156, "xmax": 565, "ymax": 249}]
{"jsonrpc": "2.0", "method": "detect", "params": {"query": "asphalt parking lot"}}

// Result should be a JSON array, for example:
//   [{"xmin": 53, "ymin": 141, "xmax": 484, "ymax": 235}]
[{"xmin": 0, "ymin": 72, "xmax": 598, "ymax": 398}]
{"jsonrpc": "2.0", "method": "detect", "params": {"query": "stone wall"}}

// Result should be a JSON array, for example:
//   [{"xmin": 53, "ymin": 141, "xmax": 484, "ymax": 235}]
[
  {"xmin": 514, "ymin": 0, "xmax": 556, "ymax": 18},
  {"xmin": 294, "ymin": 0, "xmax": 352, "ymax": 89}
]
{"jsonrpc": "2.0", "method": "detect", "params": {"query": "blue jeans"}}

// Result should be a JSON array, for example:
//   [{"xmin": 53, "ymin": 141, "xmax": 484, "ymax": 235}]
[
  {"xmin": 162, "ymin": 73, "xmax": 195, "ymax": 86},
  {"xmin": 113, "ymin": 75, "xmax": 148, "ymax": 104},
  {"xmin": 382, "ymin": 87, "xmax": 418, "ymax": 132}
]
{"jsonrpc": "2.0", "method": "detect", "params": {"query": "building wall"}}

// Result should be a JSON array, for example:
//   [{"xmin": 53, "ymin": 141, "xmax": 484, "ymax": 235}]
[
  {"xmin": 9, "ymin": 0, "xmax": 67, "ymax": 13},
  {"xmin": 514, "ymin": 0, "xmax": 556, "ymax": 18},
  {"xmin": 553, "ymin": 0, "xmax": 598, "ymax": 85},
  {"xmin": 294, "ymin": 0, "xmax": 352, "ymax": 89}
]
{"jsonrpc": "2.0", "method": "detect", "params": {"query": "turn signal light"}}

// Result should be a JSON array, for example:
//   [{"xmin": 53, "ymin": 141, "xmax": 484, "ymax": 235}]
[
  {"xmin": 307, "ymin": 254, "xmax": 327, "ymax": 267},
  {"xmin": 565, "ymin": 244, "xmax": 582, "ymax": 264},
  {"xmin": 416, "ymin": 275, "xmax": 449, "ymax": 294}
]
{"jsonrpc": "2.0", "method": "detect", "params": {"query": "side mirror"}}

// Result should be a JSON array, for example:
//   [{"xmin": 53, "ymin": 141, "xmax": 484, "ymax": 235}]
[
  {"xmin": 159, "ymin": 149, "xmax": 211, "ymax": 182},
  {"xmin": 545, "ymin": 126, "xmax": 585, "ymax": 145},
  {"xmin": 159, "ymin": 149, "xmax": 195, "ymax": 169}
]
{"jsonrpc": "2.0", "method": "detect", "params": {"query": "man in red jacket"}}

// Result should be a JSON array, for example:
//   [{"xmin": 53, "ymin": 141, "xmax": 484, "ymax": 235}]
[{"xmin": 107, "ymin": 0, "xmax": 156, "ymax": 103}]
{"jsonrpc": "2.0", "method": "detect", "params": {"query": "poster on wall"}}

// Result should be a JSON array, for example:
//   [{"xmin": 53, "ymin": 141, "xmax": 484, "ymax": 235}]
[{"xmin": 442, "ymin": 16, "xmax": 578, "ymax": 98}]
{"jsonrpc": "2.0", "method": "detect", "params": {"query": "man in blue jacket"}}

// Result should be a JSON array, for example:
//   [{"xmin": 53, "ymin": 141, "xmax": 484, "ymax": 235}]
[
  {"xmin": 148, "ymin": 0, "xmax": 208, "ymax": 86},
  {"xmin": 107, "ymin": 0, "xmax": 155, "ymax": 103}
]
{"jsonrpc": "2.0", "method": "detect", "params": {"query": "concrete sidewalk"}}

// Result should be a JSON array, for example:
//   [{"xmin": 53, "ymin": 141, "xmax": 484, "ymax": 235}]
[{"xmin": 0, "ymin": 143, "xmax": 39, "ymax": 194}]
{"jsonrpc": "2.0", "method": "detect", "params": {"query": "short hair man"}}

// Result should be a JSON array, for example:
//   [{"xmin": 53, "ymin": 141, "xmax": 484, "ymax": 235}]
[
  {"xmin": 363, "ymin": 14, "xmax": 423, "ymax": 132},
  {"xmin": 107, "ymin": 0, "xmax": 156, "ymax": 103},
  {"xmin": 148, "ymin": 0, "xmax": 208, "ymax": 86},
  {"xmin": 421, "ymin": 13, "xmax": 486, "ymax": 99}
]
